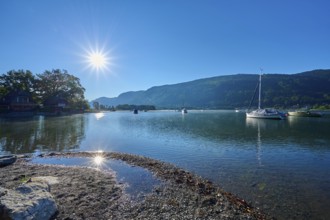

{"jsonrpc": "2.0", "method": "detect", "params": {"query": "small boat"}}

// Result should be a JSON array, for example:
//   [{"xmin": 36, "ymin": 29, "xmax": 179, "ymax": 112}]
[
  {"xmin": 181, "ymin": 108, "xmax": 188, "ymax": 114},
  {"xmin": 133, "ymin": 109, "xmax": 138, "ymax": 114},
  {"xmin": 246, "ymin": 73, "xmax": 284, "ymax": 120},
  {"xmin": 288, "ymin": 110, "xmax": 322, "ymax": 117}
]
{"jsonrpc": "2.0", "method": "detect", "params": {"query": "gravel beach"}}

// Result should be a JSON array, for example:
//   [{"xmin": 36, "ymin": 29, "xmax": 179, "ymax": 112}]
[{"xmin": 0, "ymin": 152, "xmax": 270, "ymax": 219}]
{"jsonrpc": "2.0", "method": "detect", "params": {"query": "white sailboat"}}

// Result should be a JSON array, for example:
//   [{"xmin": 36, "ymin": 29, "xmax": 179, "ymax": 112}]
[{"xmin": 246, "ymin": 73, "xmax": 284, "ymax": 120}]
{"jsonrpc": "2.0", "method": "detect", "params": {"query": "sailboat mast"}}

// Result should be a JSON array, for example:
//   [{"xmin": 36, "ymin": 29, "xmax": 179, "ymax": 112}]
[{"xmin": 258, "ymin": 73, "xmax": 261, "ymax": 110}]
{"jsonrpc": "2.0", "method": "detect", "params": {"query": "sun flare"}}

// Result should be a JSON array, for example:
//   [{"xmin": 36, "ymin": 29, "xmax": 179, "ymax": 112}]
[
  {"xmin": 89, "ymin": 52, "xmax": 106, "ymax": 68},
  {"xmin": 81, "ymin": 42, "xmax": 114, "ymax": 74},
  {"xmin": 88, "ymin": 51, "xmax": 108, "ymax": 70},
  {"xmin": 86, "ymin": 50, "xmax": 110, "ymax": 72}
]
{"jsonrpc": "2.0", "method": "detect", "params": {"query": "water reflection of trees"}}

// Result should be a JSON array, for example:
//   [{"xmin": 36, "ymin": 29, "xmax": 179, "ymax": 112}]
[{"xmin": 0, "ymin": 115, "xmax": 86, "ymax": 154}]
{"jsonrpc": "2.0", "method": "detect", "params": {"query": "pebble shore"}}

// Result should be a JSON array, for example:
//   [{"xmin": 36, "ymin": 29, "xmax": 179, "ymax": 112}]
[{"xmin": 0, "ymin": 152, "xmax": 271, "ymax": 219}]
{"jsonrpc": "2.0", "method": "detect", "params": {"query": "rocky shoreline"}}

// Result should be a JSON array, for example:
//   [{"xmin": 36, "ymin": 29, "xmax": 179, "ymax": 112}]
[{"xmin": 0, "ymin": 152, "xmax": 271, "ymax": 219}]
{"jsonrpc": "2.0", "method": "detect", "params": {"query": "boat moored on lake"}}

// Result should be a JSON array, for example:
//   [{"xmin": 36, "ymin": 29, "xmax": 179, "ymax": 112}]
[
  {"xmin": 181, "ymin": 108, "xmax": 188, "ymax": 114},
  {"xmin": 246, "ymin": 108, "xmax": 285, "ymax": 120},
  {"xmin": 246, "ymin": 73, "xmax": 285, "ymax": 120},
  {"xmin": 288, "ymin": 110, "xmax": 322, "ymax": 117}
]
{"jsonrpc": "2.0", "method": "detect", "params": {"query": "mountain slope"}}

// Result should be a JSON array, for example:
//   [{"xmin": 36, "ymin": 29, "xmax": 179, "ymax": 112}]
[{"xmin": 93, "ymin": 69, "xmax": 330, "ymax": 109}]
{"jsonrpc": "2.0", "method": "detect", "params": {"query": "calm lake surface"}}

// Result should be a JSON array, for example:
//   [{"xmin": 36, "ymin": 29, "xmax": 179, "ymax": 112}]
[{"xmin": 1, "ymin": 110, "xmax": 330, "ymax": 219}]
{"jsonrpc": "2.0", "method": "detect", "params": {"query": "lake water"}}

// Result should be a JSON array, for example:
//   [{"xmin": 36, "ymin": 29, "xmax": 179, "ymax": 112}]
[
  {"xmin": 31, "ymin": 156, "xmax": 162, "ymax": 201},
  {"xmin": 1, "ymin": 110, "xmax": 330, "ymax": 219}
]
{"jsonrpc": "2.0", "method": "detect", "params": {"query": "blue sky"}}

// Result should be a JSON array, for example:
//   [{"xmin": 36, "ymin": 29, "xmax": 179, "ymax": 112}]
[{"xmin": 1, "ymin": 0, "xmax": 329, "ymax": 101}]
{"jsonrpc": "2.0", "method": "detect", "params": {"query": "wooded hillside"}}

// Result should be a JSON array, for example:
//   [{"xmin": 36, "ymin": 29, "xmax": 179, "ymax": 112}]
[{"xmin": 93, "ymin": 69, "xmax": 330, "ymax": 109}]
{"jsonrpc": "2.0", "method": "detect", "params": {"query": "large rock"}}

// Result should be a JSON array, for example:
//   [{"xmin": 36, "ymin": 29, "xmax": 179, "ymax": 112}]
[
  {"xmin": 0, "ymin": 181, "xmax": 57, "ymax": 220},
  {"xmin": 0, "ymin": 155, "xmax": 17, "ymax": 167}
]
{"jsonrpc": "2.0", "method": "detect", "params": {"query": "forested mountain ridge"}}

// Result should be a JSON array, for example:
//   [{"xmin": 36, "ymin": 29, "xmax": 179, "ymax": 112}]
[{"xmin": 93, "ymin": 69, "xmax": 330, "ymax": 109}]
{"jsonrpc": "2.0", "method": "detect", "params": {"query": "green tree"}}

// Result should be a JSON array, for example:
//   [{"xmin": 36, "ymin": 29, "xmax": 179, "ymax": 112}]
[
  {"xmin": 0, "ymin": 70, "xmax": 36, "ymax": 97},
  {"xmin": 36, "ymin": 69, "xmax": 87, "ymax": 108},
  {"xmin": 0, "ymin": 85, "xmax": 6, "ymax": 98},
  {"xmin": 72, "ymin": 99, "xmax": 90, "ymax": 110}
]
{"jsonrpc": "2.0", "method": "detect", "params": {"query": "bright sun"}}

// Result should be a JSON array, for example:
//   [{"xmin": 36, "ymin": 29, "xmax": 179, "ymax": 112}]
[
  {"xmin": 81, "ymin": 43, "xmax": 114, "ymax": 74},
  {"xmin": 86, "ymin": 50, "xmax": 109, "ymax": 72},
  {"xmin": 80, "ymin": 40, "xmax": 116, "ymax": 75},
  {"xmin": 88, "ymin": 52, "xmax": 107, "ymax": 70}
]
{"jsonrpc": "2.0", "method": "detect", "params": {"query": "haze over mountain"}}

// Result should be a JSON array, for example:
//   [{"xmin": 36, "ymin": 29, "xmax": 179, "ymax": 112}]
[{"xmin": 92, "ymin": 69, "xmax": 330, "ymax": 109}]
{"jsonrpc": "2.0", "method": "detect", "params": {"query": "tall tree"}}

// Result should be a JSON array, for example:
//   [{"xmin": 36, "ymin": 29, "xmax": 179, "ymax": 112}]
[
  {"xmin": 0, "ymin": 70, "xmax": 36, "ymax": 97},
  {"xmin": 36, "ymin": 69, "xmax": 86, "ymax": 107}
]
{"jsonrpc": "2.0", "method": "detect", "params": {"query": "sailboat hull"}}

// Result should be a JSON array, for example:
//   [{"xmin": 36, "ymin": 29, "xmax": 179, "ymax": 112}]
[{"xmin": 246, "ymin": 109, "xmax": 284, "ymax": 120}]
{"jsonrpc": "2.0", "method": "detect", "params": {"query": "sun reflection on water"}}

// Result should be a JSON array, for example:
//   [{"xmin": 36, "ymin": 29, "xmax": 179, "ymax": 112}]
[
  {"xmin": 95, "ymin": 112, "xmax": 105, "ymax": 120},
  {"xmin": 94, "ymin": 155, "xmax": 104, "ymax": 166},
  {"xmin": 92, "ymin": 154, "xmax": 106, "ymax": 169}
]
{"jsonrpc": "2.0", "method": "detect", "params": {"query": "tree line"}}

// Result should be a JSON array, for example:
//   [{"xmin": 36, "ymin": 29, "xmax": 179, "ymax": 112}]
[
  {"xmin": 0, "ymin": 69, "xmax": 89, "ymax": 110},
  {"xmin": 93, "ymin": 103, "xmax": 156, "ymax": 111}
]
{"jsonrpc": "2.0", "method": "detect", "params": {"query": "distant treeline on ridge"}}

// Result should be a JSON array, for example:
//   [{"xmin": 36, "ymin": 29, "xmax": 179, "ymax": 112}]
[{"xmin": 93, "ymin": 69, "xmax": 330, "ymax": 110}]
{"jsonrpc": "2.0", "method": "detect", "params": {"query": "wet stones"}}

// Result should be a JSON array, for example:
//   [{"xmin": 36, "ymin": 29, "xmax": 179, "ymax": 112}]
[
  {"xmin": 33, "ymin": 151, "xmax": 269, "ymax": 219},
  {"xmin": 0, "ymin": 181, "xmax": 57, "ymax": 220},
  {"xmin": 201, "ymin": 195, "xmax": 218, "ymax": 206},
  {"xmin": 0, "ymin": 155, "xmax": 17, "ymax": 167}
]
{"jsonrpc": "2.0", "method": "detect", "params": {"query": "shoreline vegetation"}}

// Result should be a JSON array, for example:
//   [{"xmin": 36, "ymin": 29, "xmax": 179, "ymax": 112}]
[
  {"xmin": 2, "ymin": 69, "xmax": 330, "ymax": 117},
  {"xmin": 0, "ymin": 152, "xmax": 270, "ymax": 219}
]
